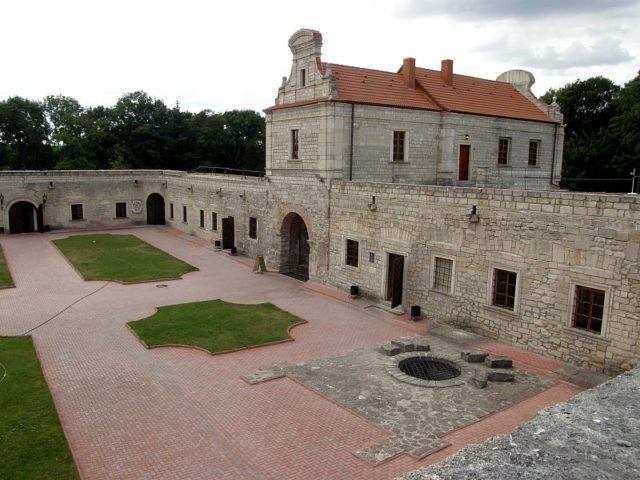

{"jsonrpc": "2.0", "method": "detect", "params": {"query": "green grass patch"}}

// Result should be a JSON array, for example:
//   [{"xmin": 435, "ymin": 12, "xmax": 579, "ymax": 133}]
[
  {"xmin": 0, "ymin": 336, "xmax": 79, "ymax": 479},
  {"xmin": 0, "ymin": 244, "xmax": 13, "ymax": 288},
  {"xmin": 128, "ymin": 300, "xmax": 306, "ymax": 354},
  {"xmin": 53, "ymin": 234, "xmax": 196, "ymax": 283}
]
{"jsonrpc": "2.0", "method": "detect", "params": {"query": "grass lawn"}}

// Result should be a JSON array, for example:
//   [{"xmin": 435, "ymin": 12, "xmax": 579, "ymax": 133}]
[
  {"xmin": 0, "ymin": 336, "xmax": 79, "ymax": 479},
  {"xmin": 53, "ymin": 234, "xmax": 197, "ymax": 283},
  {"xmin": 0, "ymin": 244, "xmax": 13, "ymax": 288},
  {"xmin": 128, "ymin": 300, "xmax": 306, "ymax": 354}
]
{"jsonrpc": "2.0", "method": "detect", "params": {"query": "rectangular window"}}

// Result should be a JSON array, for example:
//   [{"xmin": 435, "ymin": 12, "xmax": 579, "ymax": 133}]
[
  {"xmin": 492, "ymin": 268, "xmax": 517, "ymax": 310},
  {"xmin": 498, "ymin": 137, "xmax": 511, "ymax": 165},
  {"xmin": 300, "ymin": 69, "xmax": 306, "ymax": 87},
  {"xmin": 182, "ymin": 206, "xmax": 187, "ymax": 223},
  {"xmin": 199, "ymin": 209, "xmax": 205, "ymax": 228},
  {"xmin": 433, "ymin": 257, "xmax": 453, "ymax": 293},
  {"xmin": 392, "ymin": 131, "xmax": 406, "ymax": 162},
  {"xmin": 115, "ymin": 202, "xmax": 127, "ymax": 218},
  {"xmin": 291, "ymin": 129, "xmax": 299, "ymax": 160},
  {"xmin": 249, "ymin": 217, "xmax": 257, "ymax": 239},
  {"xmin": 212, "ymin": 212, "xmax": 218, "ymax": 231},
  {"xmin": 346, "ymin": 239, "xmax": 359, "ymax": 267},
  {"xmin": 71, "ymin": 204, "xmax": 83, "ymax": 220},
  {"xmin": 573, "ymin": 286, "xmax": 605, "ymax": 334},
  {"xmin": 528, "ymin": 139, "xmax": 540, "ymax": 166},
  {"xmin": 170, "ymin": 203, "xmax": 174, "ymax": 219}
]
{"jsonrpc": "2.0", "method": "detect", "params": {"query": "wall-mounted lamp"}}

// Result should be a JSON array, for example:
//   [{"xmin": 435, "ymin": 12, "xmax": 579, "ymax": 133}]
[
  {"xmin": 187, "ymin": 185, "xmax": 193, "ymax": 193},
  {"xmin": 239, "ymin": 191, "xmax": 246, "ymax": 200},
  {"xmin": 315, "ymin": 174, "xmax": 325, "ymax": 183},
  {"xmin": 49, "ymin": 181, "xmax": 54, "ymax": 189},
  {"xmin": 466, "ymin": 205, "xmax": 479, "ymax": 223},
  {"xmin": 216, "ymin": 188, "xmax": 222, "ymax": 196},
  {"xmin": 368, "ymin": 195, "xmax": 377, "ymax": 211},
  {"xmin": 42, "ymin": 193, "xmax": 47, "ymax": 205},
  {"xmin": 161, "ymin": 181, "xmax": 167, "ymax": 188},
  {"xmin": 0, "ymin": 194, "xmax": 4, "ymax": 210},
  {"xmin": 464, "ymin": 134, "xmax": 470, "ymax": 141}
]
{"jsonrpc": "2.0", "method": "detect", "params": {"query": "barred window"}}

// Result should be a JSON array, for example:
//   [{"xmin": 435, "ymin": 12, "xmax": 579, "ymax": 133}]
[
  {"xmin": 199, "ymin": 209, "xmax": 205, "ymax": 228},
  {"xmin": 528, "ymin": 140, "xmax": 540, "ymax": 166},
  {"xmin": 71, "ymin": 204, "xmax": 83, "ymax": 220},
  {"xmin": 346, "ymin": 239, "xmax": 359, "ymax": 267},
  {"xmin": 492, "ymin": 268, "xmax": 517, "ymax": 310},
  {"xmin": 433, "ymin": 257, "xmax": 453, "ymax": 293},
  {"xmin": 249, "ymin": 217, "xmax": 257, "ymax": 239},
  {"xmin": 573, "ymin": 286, "xmax": 605, "ymax": 334},
  {"xmin": 170, "ymin": 203, "xmax": 174, "ymax": 219},
  {"xmin": 182, "ymin": 206, "xmax": 187, "ymax": 223},
  {"xmin": 393, "ymin": 131, "xmax": 406, "ymax": 162},
  {"xmin": 115, "ymin": 202, "xmax": 127, "ymax": 218},
  {"xmin": 212, "ymin": 212, "xmax": 218, "ymax": 231},
  {"xmin": 291, "ymin": 129, "xmax": 299, "ymax": 160},
  {"xmin": 498, "ymin": 137, "xmax": 511, "ymax": 165}
]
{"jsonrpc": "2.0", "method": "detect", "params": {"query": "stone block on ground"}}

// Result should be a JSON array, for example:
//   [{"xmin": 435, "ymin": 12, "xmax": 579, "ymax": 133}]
[
  {"xmin": 487, "ymin": 369, "xmax": 515, "ymax": 382},
  {"xmin": 469, "ymin": 370, "xmax": 488, "ymax": 389},
  {"xmin": 414, "ymin": 343, "xmax": 430, "ymax": 352},
  {"xmin": 485, "ymin": 355, "xmax": 513, "ymax": 368},
  {"xmin": 391, "ymin": 338, "xmax": 416, "ymax": 352},
  {"xmin": 380, "ymin": 343, "xmax": 402, "ymax": 356},
  {"xmin": 461, "ymin": 350, "xmax": 488, "ymax": 363}
]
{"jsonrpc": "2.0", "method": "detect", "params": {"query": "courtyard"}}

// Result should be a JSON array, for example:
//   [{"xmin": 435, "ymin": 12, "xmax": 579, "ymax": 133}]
[{"xmin": 0, "ymin": 226, "xmax": 586, "ymax": 479}]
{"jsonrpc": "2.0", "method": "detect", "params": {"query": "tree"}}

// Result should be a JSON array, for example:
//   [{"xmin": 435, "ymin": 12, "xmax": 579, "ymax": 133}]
[
  {"xmin": 221, "ymin": 110, "xmax": 265, "ymax": 171},
  {"xmin": 610, "ymin": 74, "xmax": 640, "ymax": 181}
]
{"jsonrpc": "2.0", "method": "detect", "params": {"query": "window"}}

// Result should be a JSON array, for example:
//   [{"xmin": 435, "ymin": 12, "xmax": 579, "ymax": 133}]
[
  {"xmin": 291, "ymin": 129, "xmax": 299, "ymax": 160},
  {"xmin": 300, "ymin": 68, "xmax": 306, "ymax": 87},
  {"xmin": 115, "ymin": 202, "xmax": 127, "ymax": 218},
  {"xmin": 170, "ymin": 203, "xmax": 174, "ymax": 219},
  {"xmin": 199, "ymin": 209, "xmax": 205, "ymax": 228},
  {"xmin": 182, "ymin": 206, "xmax": 187, "ymax": 223},
  {"xmin": 249, "ymin": 217, "xmax": 257, "ymax": 239},
  {"xmin": 346, "ymin": 239, "xmax": 359, "ymax": 267},
  {"xmin": 492, "ymin": 268, "xmax": 517, "ymax": 310},
  {"xmin": 71, "ymin": 204, "xmax": 83, "ymax": 220},
  {"xmin": 573, "ymin": 286, "xmax": 605, "ymax": 334},
  {"xmin": 498, "ymin": 137, "xmax": 511, "ymax": 165},
  {"xmin": 212, "ymin": 212, "xmax": 218, "ymax": 231},
  {"xmin": 528, "ymin": 140, "xmax": 540, "ymax": 166},
  {"xmin": 392, "ymin": 131, "xmax": 406, "ymax": 162},
  {"xmin": 433, "ymin": 257, "xmax": 453, "ymax": 293}
]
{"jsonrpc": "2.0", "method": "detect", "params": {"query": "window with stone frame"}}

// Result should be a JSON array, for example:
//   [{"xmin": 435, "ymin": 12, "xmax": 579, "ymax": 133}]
[
  {"xmin": 433, "ymin": 257, "xmax": 454, "ymax": 293},
  {"xmin": 115, "ymin": 202, "xmax": 127, "ymax": 218},
  {"xmin": 71, "ymin": 204, "xmax": 83, "ymax": 220},
  {"xmin": 300, "ymin": 68, "xmax": 307, "ymax": 87},
  {"xmin": 392, "ymin": 131, "xmax": 406, "ymax": 162},
  {"xmin": 345, "ymin": 239, "xmax": 359, "ymax": 267},
  {"xmin": 212, "ymin": 212, "xmax": 218, "ymax": 231},
  {"xmin": 291, "ymin": 129, "xmax": 299, "ymax": 160},
  {"xmin": 249, "ymin": 217, "xmax": 257, "ymax": 239},
  {"xmin": 199, "ymin": 209, "xmax": 205, "ymax": 228},
  {"xmin": 528, "ymin": 139, "xmax": 540, "ymax": 166},
  {"xmin": 182, "ymin": 206, "xmax": 187, "ymax": 223},
  {"xmin": 492, "ymin": 268, "xmax": 517, "ymax": 310},
  {"xmin": 498, "ymin": 137, "xmax": 511, "ymax": 165},
  {"xmin": 170, "ymin": 203, "xmax": 174, "ymax": 219},
  {"xmin": 572, "ymin": 286, "xmax": 605, "ymax": 334}
]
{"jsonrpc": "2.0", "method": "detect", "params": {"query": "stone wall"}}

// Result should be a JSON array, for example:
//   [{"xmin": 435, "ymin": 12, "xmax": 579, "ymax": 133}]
[{"xmin": 327, "ymin": 181, "xmax": 640, "ymax": 375}]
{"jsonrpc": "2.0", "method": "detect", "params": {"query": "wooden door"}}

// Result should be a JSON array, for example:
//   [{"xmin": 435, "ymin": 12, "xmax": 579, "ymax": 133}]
[
  {"xmin": 386, "ymin": 253, "xmax": 405, "ymax": 309},
  {"xmin": 222, "ymin": 216, "xmax": 235, "ymax": 249},
  {"xmin": 459, "ymin": 145, "xmax": 470, "ymax": 181}
]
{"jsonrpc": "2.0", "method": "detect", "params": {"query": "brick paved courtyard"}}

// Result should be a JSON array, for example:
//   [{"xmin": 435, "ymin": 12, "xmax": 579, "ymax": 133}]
[{"xmin": 0, "ymin": 227, "xmax": 582, "ymax": 479}]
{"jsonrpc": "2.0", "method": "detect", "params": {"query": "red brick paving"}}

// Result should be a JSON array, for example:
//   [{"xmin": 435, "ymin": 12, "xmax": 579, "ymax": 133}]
[{"xmin": 0, "ymin": 228, "xmax": 582, "ymax": 479}]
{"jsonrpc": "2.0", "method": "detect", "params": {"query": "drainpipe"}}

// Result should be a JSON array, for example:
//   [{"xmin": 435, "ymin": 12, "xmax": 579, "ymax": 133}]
[
  {"xmin": 550, "ymin": 123, "xmax": 558, "ymax": 186},
  {"xmin": 349, "ymin": 103, "xmax": 355, "ymax": 181}
]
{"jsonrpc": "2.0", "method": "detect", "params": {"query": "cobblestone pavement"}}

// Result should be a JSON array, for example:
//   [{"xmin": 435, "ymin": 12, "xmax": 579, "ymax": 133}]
[{"xmin": 0, "ymin": 227, "xmax": 583, "ymax": 480}]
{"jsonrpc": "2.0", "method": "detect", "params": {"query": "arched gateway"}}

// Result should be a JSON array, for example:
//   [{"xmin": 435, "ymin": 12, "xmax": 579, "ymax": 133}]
[
  {"xmin": 146, "ymin": 193, "xmax": 165, "ymax": 225},
  {"xmin": 9, "ymin": 201, "xmax": 43, "ymax": 233},
  {"xmin": 280, "ymin": 212, "xmax": 310, "ymax": 280}
]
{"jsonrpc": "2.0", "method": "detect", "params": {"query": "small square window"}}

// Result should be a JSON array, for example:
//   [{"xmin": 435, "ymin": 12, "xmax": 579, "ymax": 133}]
[
  {"xmin": 212, "ymin": 212, "xmax": 218, "ymax": 231},
  {"xmin": 170, "ymin": 203, "xmax": 174, "ymax": 219},
  {"xmin": 115, "ymin": 202, "xmax": 127, "ymax": 218},
  {"xmin": 291, "ymin": 129, "xmax": 299, "ymax": 160},
  {"xmin": 528, "ymin": 140, "xmax": 540, "ymax": 166},
  {"xmin": 392, "ymin": 131, "xmax": 406, "ymax": 162},
  {"xmin": 71, "ymin": 204, "xmax": 83, "ymax": 220},
  {"xmin": 199, "ymin": 209, "xmax": 205, "ymax": 228},
  {"xmin": 346, "ymin": 239, "xmax": 359, "ymax": 267},
  {"xmin": 433, "ymin": 257, "xmax": 453, "ymax": 293},
  {"xmin": 498, "ymin": 137, "xmax": 511, "ymax": 165},
  {"xmin": 572, "ymin": 286, "xmax": 605, "ymax": 334},
  {"xmin": 249, "ymin": 217, "xmax": 257, "ymax": 239},
  {"xmin": 492, "ymin": 268, "xmax": 517, "ymax": 310},
  {"xmin": 182, "ymin": 206, "xmax": 187, "ymax": 223}
]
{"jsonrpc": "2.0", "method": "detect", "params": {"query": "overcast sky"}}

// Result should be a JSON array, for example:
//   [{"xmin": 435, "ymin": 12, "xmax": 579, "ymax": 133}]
[{"xmin": 2, "ymin": 0, "xmax": 638, "ymax": 113}]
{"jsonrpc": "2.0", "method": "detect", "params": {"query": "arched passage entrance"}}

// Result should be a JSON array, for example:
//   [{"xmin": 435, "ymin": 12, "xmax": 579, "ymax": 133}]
[
  {"xmin": 146, "ymin": 193, "xmax": 165, "ymax": 225},
  {"xmin": 280, "ymin": 212, "xmax": 310, "ymax": 280},
  {"xmin": 9, "ymin": 201, "xmax": 42, "ymax": 234}
]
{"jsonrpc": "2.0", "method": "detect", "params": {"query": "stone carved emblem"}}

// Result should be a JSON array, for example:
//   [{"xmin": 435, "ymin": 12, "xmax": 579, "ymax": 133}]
[{"xmin": 131, "ymin": 200, "xmax": 143, "ymax": 214}]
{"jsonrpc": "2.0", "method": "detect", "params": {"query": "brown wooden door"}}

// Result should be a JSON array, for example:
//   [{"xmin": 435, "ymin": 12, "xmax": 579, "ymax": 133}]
[
  {"xmin": 459, "ymin": 145, "xmax": 470, "ymax": 181},
  {"xmin": 386, "ymin": 253, "xmax": 405, "ymax": 308},
  {"xmin": 222, "ymin": 216, "xmax": 235, "ymax": 249}
]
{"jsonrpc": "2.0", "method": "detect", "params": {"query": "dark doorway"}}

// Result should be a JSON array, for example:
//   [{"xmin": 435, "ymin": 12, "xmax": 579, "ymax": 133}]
[
  {"xmin": 458, "ymin": 145, "xmax": 470, "ymax": 181},
  {"xmin": 386, "ymin": 253, "xmax": 405, "ymax": 309},
  {"xmin": 280, "ymin": 212, "xmax": 310, "ymax": 280},
  {"xmin": 146, "ymin": 193, "xmax": 165, "ymax": 225},
  {"xmin": 222, "ymin": 216, "xmax": 235, "ymax": 249},
  {"xmin": 9, "ymin": 201, "xmax": 41, "ymax": 234}
]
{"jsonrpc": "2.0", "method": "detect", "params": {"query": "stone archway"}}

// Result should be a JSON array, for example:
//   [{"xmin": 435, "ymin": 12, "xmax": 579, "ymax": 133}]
[
  {"xmin": 280, "ymin": 212, "xmax": 310, "ymax": 280},
  {"xmin": 8, "ymin": 201, "xmax": 42, "ymax": 233},
  {"xmin": 146, "ymin": 193, "xmax": 165, "ymax": 225}
]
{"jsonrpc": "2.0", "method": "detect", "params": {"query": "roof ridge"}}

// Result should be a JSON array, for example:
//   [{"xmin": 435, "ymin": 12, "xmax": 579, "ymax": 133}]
[{"xmin": 330, "ymin": 63, "xmax": 397, "ymax": 75}]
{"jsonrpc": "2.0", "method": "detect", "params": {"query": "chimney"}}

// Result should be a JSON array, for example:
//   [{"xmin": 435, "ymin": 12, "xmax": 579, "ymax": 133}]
[
  {"xmin": 402, "ymin": 57, "xmax": 416, "ymax": 88},
  {"xmin": 441, "ymin": 59, "xmax": 453, "ymax": 86}
]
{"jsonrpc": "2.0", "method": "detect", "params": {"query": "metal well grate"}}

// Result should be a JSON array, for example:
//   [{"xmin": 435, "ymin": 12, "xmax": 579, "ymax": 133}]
[{"xmin": 399, "ymin": 357, "xmax": 461, "ymax": 381}]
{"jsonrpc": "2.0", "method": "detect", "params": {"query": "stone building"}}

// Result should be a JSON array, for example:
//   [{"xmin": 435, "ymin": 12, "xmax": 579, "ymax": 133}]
[{"xmin": 0, "ymin": 29, "xmax": 638, "ymax": 376}]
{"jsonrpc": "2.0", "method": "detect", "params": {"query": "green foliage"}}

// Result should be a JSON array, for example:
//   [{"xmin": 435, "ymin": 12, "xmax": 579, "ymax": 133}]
[
  {"xmin": 611, "ymin": 75, "xmax": 640, "ymax": 178},
  {"xmin": 0, "ymin": 336, "xmax": 79, "ymax": 479},
  {"xmin": 128, "ymin": 300, "xmax": 305, "ymax": 353},
  {"xmin": 53, "ymin": 234, "xmax": 197, "ymax": 283},
  {"xmin": 0, "ymin": 92, "xmax": 265, "ymax": 172},
  {"xmin": 0, "ymin": 243, "xmax": 13, "ymax": 288}
]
